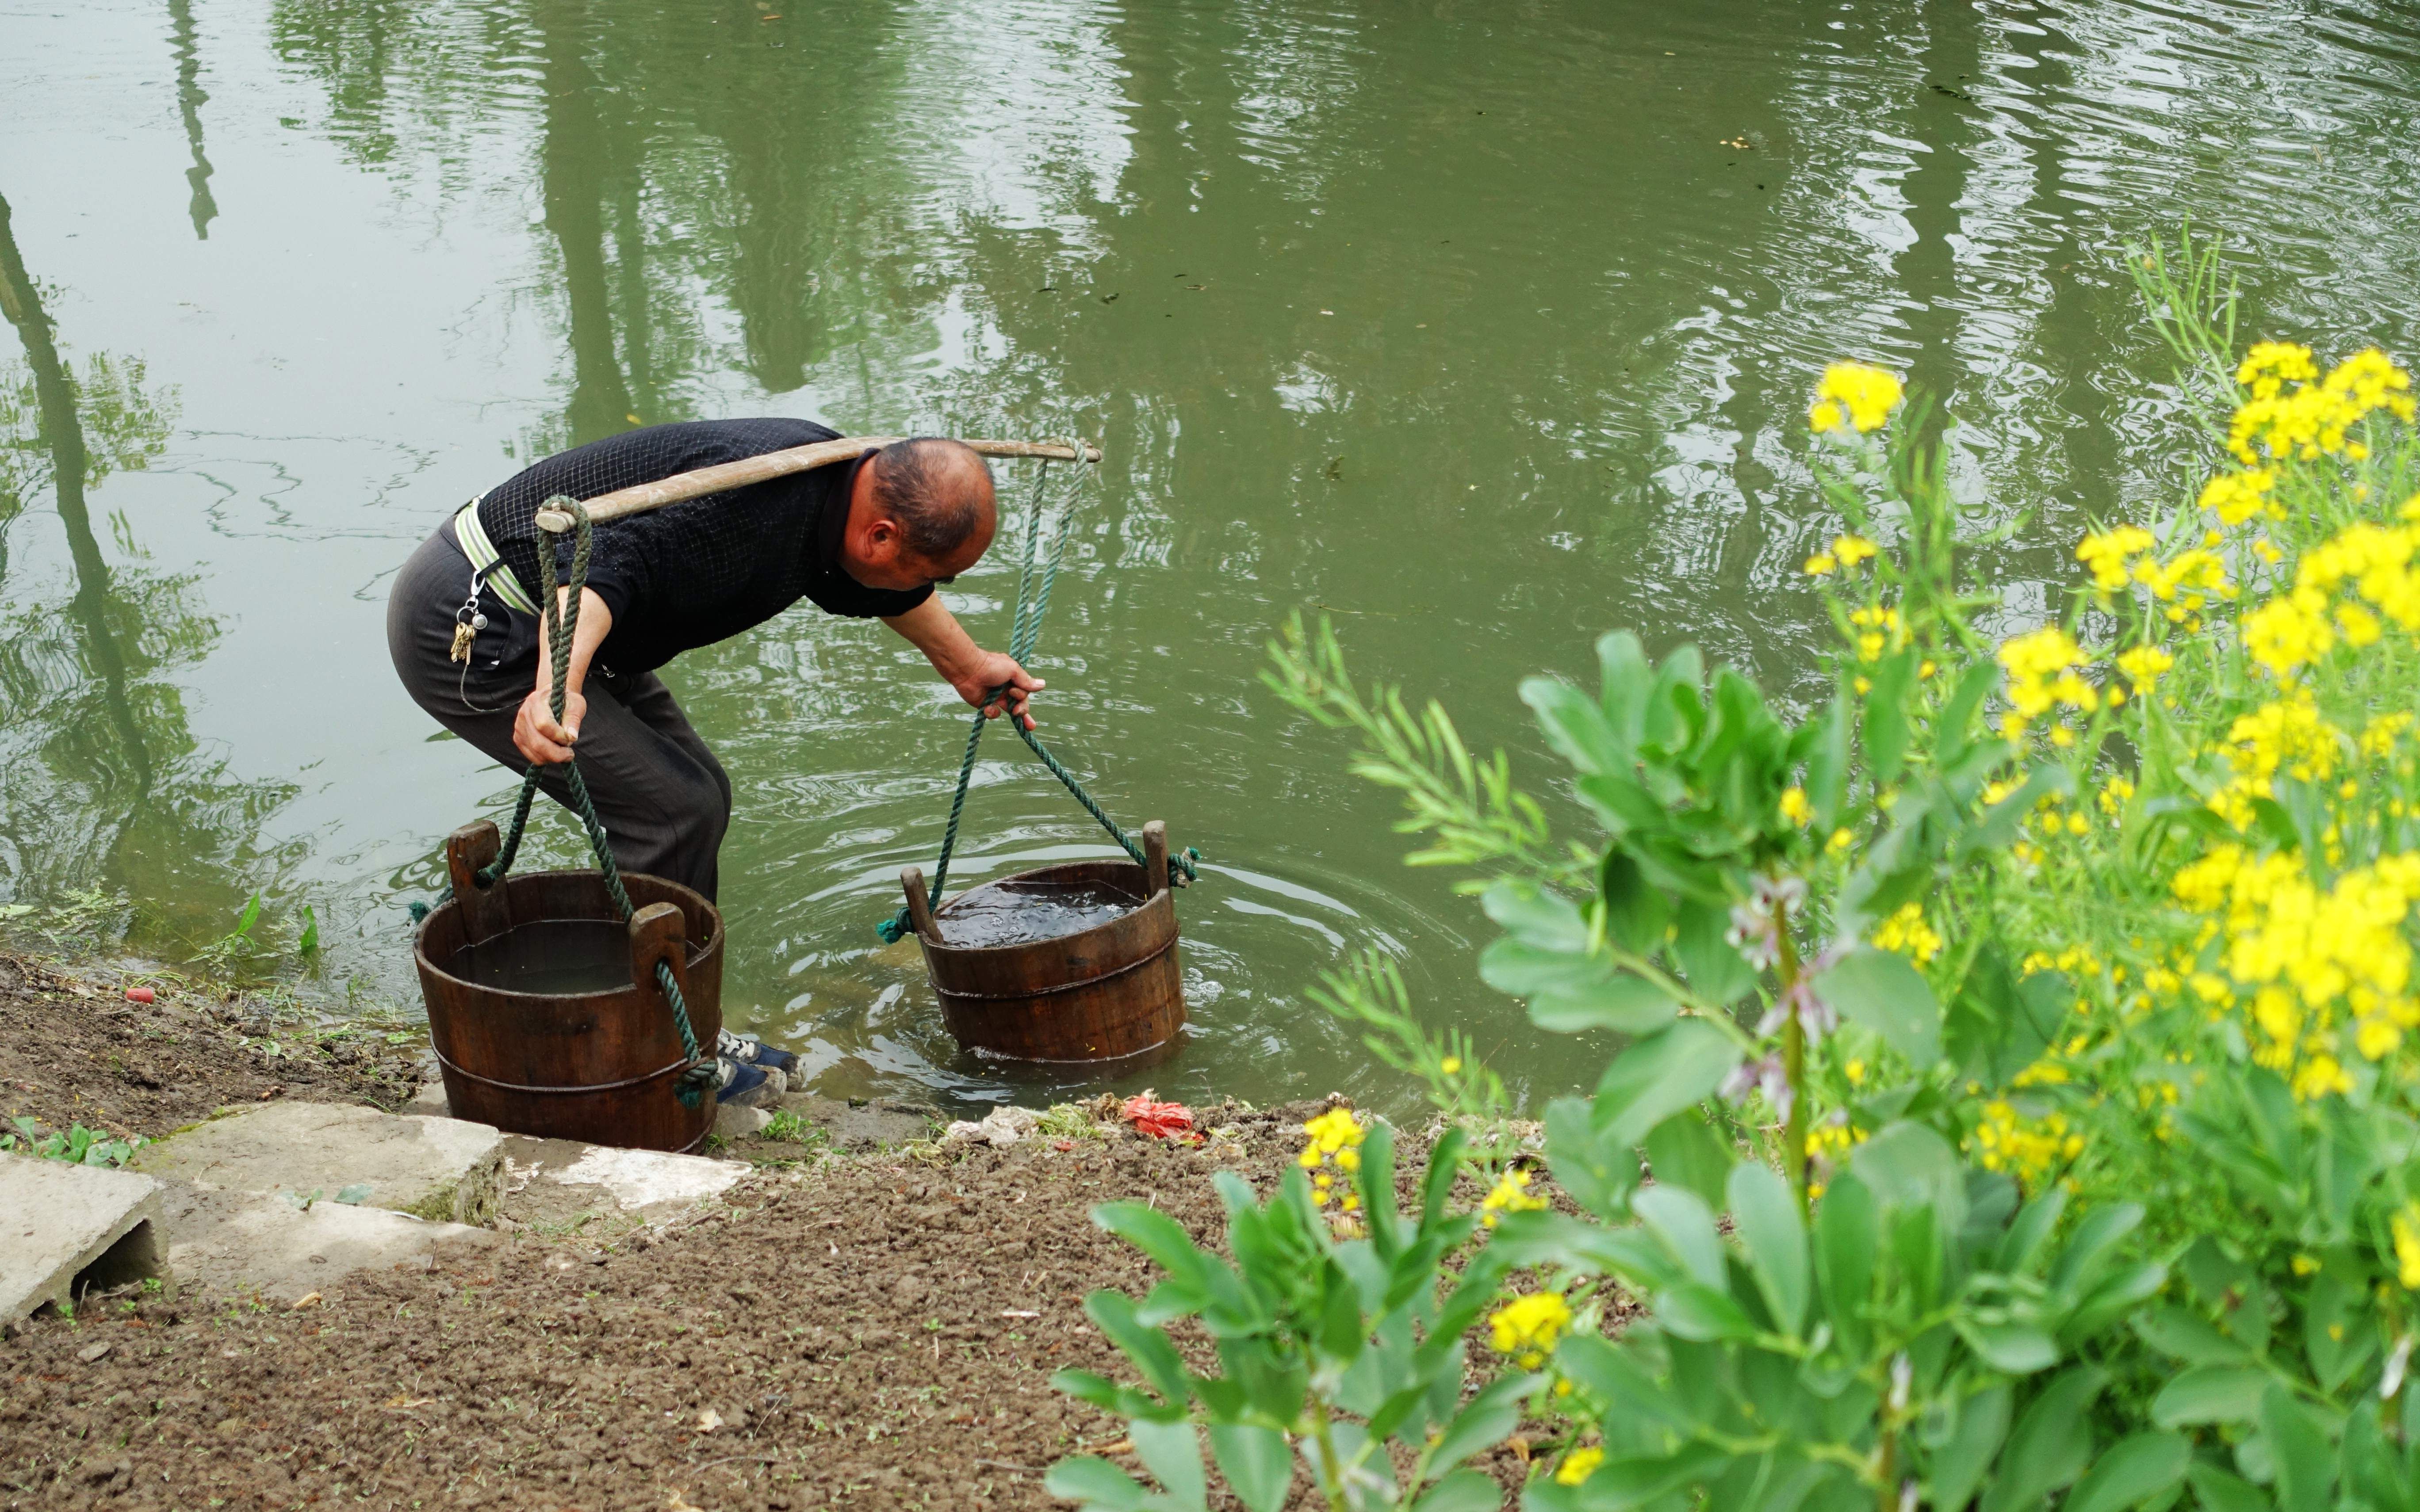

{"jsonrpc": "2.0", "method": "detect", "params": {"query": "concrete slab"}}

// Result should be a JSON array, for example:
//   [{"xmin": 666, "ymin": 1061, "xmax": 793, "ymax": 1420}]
[
  {"xmin": 779, "ymin": 1095, "xmax": 939, "ymax": 1151},
  {"xmin": 713, "ymin": 1102, "xmax": 771, "ymax": 1141},
  {"xmin": 155, "ymin": 1182, "xmax": 498, "ymax": 1304},
  {"xmin": 130, "ymin": 1103, "xmax": 504, "ymax": 1226},
  {"xmin": 0, "ymin": 1154, "xmax": 173, "ymax": 1329},
  {"xmin": 496, "ymin": 1135, "xmax": 744, "ymax": 1228},
  {"xmin": 402, "ymin": 1078, "xmax": 449, "ymax": 1118}
]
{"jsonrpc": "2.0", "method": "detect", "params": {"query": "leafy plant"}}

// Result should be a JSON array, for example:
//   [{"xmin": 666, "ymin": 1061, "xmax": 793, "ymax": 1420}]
[
  {"xmin": 1062, "ymin": 235, "xmax": 2420, "ymax": 1512},
  {"xmin": 1049, "ymin": 1120, "xmax": 1528, "ymax": 1512},
  {"xmin": 3, "ymin": 1117, "xmax": 141, "ymax": 1167}
]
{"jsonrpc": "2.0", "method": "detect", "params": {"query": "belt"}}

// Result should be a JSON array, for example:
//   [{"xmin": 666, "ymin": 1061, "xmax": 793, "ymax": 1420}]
[{"xmin": 452, "ymin": 498, "xmax": 540, "ymax": 617}]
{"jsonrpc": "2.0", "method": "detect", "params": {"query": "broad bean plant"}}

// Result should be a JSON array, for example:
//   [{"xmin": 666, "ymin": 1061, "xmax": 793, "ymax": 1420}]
[{"xmin": 1052, "ymin": 238, "xmax": 2420, "ymax": 1512}]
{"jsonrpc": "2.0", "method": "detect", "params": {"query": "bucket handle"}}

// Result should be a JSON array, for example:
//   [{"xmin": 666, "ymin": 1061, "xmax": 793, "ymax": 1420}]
[
  {"xmin": 1143, "ymin": 821, "xmax": 1170, "ymax": 902},
  {"xmin": 628, "ymin": 902, "xmax": 695, "ymax": 1021},
  {"xmin": 444, "ymin": 821, "xmax": 515, "ymax": 946},
  {"xmin": 897, "ymin": 867, "xmax": 941, "ymax": 943}
]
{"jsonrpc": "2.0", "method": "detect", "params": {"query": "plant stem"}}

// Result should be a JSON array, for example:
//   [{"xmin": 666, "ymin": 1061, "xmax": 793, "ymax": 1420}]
[
  {"xmin": 1775, "ymin": 904, "xmax": 1810, "ymax": 1214},
  {"xmin": 1308, "ymin": 1401, "xmax": 1348, "ymax": 1512},
  {"xmin": 1873, "ymin": 1423, "xmax": 1897, "ymax": 1512}
]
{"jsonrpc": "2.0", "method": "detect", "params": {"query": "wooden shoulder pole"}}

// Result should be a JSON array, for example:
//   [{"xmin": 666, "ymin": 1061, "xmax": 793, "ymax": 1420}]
[{"xmin": 534, "ymin": 436, "xmax": 1101, "ymax": 533}]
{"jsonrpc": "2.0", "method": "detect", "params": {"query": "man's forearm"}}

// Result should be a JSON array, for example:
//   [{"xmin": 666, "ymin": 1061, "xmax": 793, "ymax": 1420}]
[
  {"xmin": 884, "ymin": 595, "xmax": 981, "ymax": 683},
  {"xmin": 536, "ymin": 587, "xmax": 613, "ymax": 697}
]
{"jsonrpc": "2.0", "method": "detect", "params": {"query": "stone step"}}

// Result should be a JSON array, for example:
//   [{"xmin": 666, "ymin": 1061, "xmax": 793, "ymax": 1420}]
[
  {"xmin": 129, "ymin": 1102, "xmax": 505, "ymax": 1226},
  {"xmin": 153, "ymin": 1182, "xmax": 497, "ymax": 1306},
  {"xmin": 0, "ymin": 1155, "xmax": 173, "ymax": 1331},
  {"xmin": 497, "ymin": 1135, "xmax": 746, "ymax": 1229}
]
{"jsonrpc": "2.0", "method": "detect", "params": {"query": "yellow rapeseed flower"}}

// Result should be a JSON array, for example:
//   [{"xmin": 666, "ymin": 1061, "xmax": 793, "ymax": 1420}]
[
  {"xmin": 2198, "ymin": 469, "xmax": 2278, "ymax": 526},
  {"xmin": 1834, "ymin": 534, "xmax": 1879, "ymax": 568},
  {"xmin": 1300, "ymin": 1107, "xmax": 1367, "ymax": 1204},
  {"xmin": 1555, "ymin": 1449, "xmax": 1604, "ymax": 1487},
  {"xmin": 1872, "ymin": 902, "xmax": 1942, "ymax": 965},
  {"xmin": 1805, "ymin": 552, "xmax": 1838, "ymax": 576},
  {"xmin": 1480, "ymin": 1168, "xmax": 1549, "ymax": 1229},
  {"xmin": 1489, "ymin": 1292, "xmax": 1573, "ymax": 1370},
  {"xmin": 1778, "ymin": 786, "xmax": 1812, "ymax": 826},
  {"xmin": 2077, "ymin": 526, "xmax": 2155, "ymax": 590},
  {"xmin": 1809, "ymin": 363, "xmax": 1904, "ymax": 434},
  {"xmin": 2395, "ymin": 1207, "xmax": 2420, "ymax": 1289}
]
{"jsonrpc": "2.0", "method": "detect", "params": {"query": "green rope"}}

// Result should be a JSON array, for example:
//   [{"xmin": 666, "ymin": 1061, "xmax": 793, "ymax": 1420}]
[
  {"xmin": 877, "ymin": 453, "xmax": 1199, "ymax": 944},
  {"xmin": 414, "ymin": 496, "xmax": 716, "ymax": 1109}
]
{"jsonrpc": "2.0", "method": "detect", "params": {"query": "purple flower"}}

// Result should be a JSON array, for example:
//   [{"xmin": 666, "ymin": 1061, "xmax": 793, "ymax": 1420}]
[
  {"xmin": 1727, "ymin": 900, "xmax": 1782, "ymax": 971},
  {"xmin": 1720, "ymin": 1050, "xmax": 1792, "ymax": 1123}
]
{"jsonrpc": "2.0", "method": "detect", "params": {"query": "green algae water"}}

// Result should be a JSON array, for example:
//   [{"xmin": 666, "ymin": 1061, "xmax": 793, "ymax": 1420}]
[{"xmin": 9, "ymin": 0, "xmax": 2420, "ymax": 1116}]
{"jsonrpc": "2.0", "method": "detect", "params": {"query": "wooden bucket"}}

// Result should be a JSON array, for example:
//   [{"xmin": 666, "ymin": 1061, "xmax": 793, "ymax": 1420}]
[
  {"xmin": 413, "ymin": 821, "xmax": 723, "ymax": 1153},
  {"xmin": 902, "ymin": 820, "xmax": 1186, "ymax": 1062}
]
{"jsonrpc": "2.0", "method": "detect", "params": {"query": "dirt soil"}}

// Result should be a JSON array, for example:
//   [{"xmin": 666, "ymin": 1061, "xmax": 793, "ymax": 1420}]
[
  {"xmin": 1, "ymin": 1111, "xmax": 1534, "ymax": 1511},
  {"xmin": 0, "ymin": 954, "xmax": 422, "ymax": 1141},
  {"xmin": 1, "ymin": 963, "xmax": 1545, "ymax": 1511}
]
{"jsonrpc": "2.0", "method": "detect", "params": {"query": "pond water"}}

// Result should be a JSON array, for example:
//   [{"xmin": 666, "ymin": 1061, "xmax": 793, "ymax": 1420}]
[{"xmin": 8, "ymin": 0, "xmax": 2420, "ymax": 1116}]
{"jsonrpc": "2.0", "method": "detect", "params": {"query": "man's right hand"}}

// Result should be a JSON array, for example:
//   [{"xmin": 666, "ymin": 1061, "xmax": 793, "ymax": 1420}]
[{"xmin": 513, "ymin": 687, "xmax": 586, "ymax": 765}]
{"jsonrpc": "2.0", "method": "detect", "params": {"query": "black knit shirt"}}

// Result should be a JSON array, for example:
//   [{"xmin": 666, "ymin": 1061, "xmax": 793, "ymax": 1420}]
[{"xmin": 443, "ymin": 419, "xmax": 932, "ymax": 677}]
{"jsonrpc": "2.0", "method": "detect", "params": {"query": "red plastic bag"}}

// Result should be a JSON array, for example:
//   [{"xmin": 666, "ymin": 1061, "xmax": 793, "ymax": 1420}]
[{"xmin": 1120, "ymin": 1092, "xmax": 1197, "ymax": 1141}]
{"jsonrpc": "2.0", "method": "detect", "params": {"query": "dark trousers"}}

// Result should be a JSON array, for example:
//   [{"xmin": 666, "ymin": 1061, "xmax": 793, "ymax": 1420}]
[{"xmin": 386, "ymin": 528, "xmax": 733, "ymax": 901}]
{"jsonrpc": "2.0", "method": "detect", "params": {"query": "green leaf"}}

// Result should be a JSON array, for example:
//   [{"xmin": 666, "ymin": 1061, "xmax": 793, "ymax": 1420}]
[
  {"xmin": 1673, "ymin": 899, "xmax": 1756, "ymax": 1006},
  {"xmin": 1427, "ymin": 1374, "xmax": 1532, "ymax": 1473},
  {"xmin": 1634, "ymin": 1184, "xmax": 1726, "ymax": 1288},
  {"xmin": 1411, "ymin": 1469, "xmax": 1500, "ymax": 1512},
  {"xmin": 1727, "ymin": 1160, "xmax": 1807, "ymax": 1335},
  {"xmin": 2049, "ymin": 1203, "xmax": 2143, "ymax": 1297},
  {"xmin": 2064, "ymin": 1433, "xmax": 2192, "ymax": 1512},
  {"xmin": 2133, "ymin": 1306, "xmax": 2248, "ymax": 1366},
  {"xmin": 1555, "ymin": 1335, "xmax": 1695, "ymax": 1430},
  {"xmin": 1087, "ymin": 1290, "xmax": 1195, "ymax": 1407},
  {"xmin": 297, "ymin": 904, "xmax": 319, "ymax": 955},
  {"xmin": 1525, "ymin": 675, "xmax": 1627, "ymax": 776},
  {"xmin": 1599, "ymin": 632, "xmax": 1655, "ymax": 747},
  {"xmin": 1531, "ymin": 974, "xmax": 1677, "ymax": 1035},
  {"xmin": 1581, "ymin": 1442, "xmax": 1733, "ymax": 1511},
  {"xmin": 1597, "ymin": 850, "xmax": 1671, "ymax": 956},
  {"xmin": 1483, "ymin": 880, "xmax": 1592, "ymax": 952},
  {"xmin": 233, "ymin": 892, "xmax": 262, "ymax": 936},
  {"xmin": 1643, "ymin": 1110, "xmax": 1733, "ymax": 1209},
  {"xmin": 2151, "ymin": 1367, "xmax": 2268, "ymax": 1427},
  {"xmin": 1863, "ymin": 648, "xmax": 1920, "ymax": 786},
  {"xmin": 1481, "ymin": 938, "xmax": 1612, "ymax": 996},
  {"xmin": 1546, "ymin": 1096, "xmax": 1639, "ymax": 1220},
  {"xmin": 1655, "ymin": 1282, "xmax": 1756, "ymax": 1342},
  {"xmin": 1594, "ymin": 1019, "xmax": 1742, "ymax": 1149},
  {"xmin": 2258, "ymin": 1384, "xmax": 2336, "ymax": 1512},
  {"xmin": 1131, "ymin": 1420, "xmax": 1208, "ymax": 1512},
  {"xmin": 1982, "ymin": 1367, "xmax": 2104, "ymax": 1512},
  {"xmin": 1957, "ymin": 1322, "xmax": 2059, "ymax": 1373},
  {"xmin": 1803, "ymin": 694, "xmax": 1852, "ymax": 832},
  {"xmin": 1934, "ymin": 661, "xmax": 2004, "ymax": 774},
  {"xmin": 1995, "ymin": 1186, "xmax": 2068, "ymax": 1275},
  {"xmin": 1813, "ymin": 947, "xmax": 1942, "ymax": 1066},
  {"xmin": 1045, "ymin": 1457, "xmax": 1151, "ymax": 1511},
  {"xmin": 1208, "ymin": 1425, "xmax": 1291, "ymax": 1512},
  {"xmin": 2184, "ymin": 1463, "xmax": 2269, "ymax": 1512},
  {"xmin": 1930, "ymin": 1383, "xmax": 2011, "ymax": 1512},
  {"xmin": 1813, "ymin": 1174, "xmax": 1878, "ymax": 1355}
]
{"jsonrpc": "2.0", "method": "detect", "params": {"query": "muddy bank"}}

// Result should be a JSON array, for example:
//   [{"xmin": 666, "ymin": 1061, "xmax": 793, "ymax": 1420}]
[
  {"xmin": 2, "ymin": 1107, "xmax": 1426, "ymax": 1511},
  {"xmin": 0, "ymin": 954, "xmax": 421, "ymax": 1141},
  {"xmin": 2, "ymin": 963, "xmax": 1536, "ymax": 1510}
]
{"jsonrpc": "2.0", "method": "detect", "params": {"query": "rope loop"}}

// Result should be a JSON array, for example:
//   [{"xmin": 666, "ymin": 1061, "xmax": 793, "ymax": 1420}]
[
  {"xmin": 879, "ymin": 443, "xmax": 1201, "ymax": 942},
  {"xmin": 422, "ymin": 493, "xmax": 718, "ymax": 1105}
]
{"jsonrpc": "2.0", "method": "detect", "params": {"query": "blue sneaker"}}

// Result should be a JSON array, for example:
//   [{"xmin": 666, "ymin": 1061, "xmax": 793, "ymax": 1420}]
[
  {"xmin": 714, "ymin": 1057, "xmax": 785, "ymax": 1107},
  {"xmin": 717, "ymin": 1029, "xmax": 800, "ymax": 1078}
]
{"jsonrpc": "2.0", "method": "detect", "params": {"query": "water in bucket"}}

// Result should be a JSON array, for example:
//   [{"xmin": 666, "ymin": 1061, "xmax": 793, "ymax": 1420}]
[
  {"xmin": 935, "ymin": 878, "xmax": 1142, "ymax": 949},
  {"xmin": 444, "ymin": 918, "xmax": 633, "ymax": 996}
]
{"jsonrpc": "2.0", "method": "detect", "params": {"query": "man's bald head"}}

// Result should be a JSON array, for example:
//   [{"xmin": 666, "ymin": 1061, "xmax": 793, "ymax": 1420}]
[{"xmin": 867, "ymin": 438, "xmax": 996, "ymax": 564}]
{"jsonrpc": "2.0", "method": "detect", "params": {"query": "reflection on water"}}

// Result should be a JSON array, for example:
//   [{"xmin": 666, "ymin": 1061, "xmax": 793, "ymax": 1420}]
[
  {"xmin": 0, "ymin": 190, "xmax": 298, "ymax": 951},
  {"xmin": 8, "ymin": 0, "xmax": 2420, "ymax": 1113}
]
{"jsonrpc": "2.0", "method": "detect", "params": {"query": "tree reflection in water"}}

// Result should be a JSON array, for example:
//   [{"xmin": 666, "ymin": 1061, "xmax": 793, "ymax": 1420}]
[{"xmin": 0, "ymin": 191, "xmax": 299, "ymax": 954}]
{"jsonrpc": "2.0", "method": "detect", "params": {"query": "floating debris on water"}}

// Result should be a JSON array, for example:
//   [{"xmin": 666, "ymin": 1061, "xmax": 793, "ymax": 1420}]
[{"xmin": 934, "ymin": 878, "xmax": 1142, "ymax": 949}]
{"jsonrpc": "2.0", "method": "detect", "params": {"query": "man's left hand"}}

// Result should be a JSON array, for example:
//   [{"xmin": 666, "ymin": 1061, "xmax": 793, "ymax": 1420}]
[{"xmin": 950, "ymin": 652, "xmax": 1044, "ymax": 729}]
